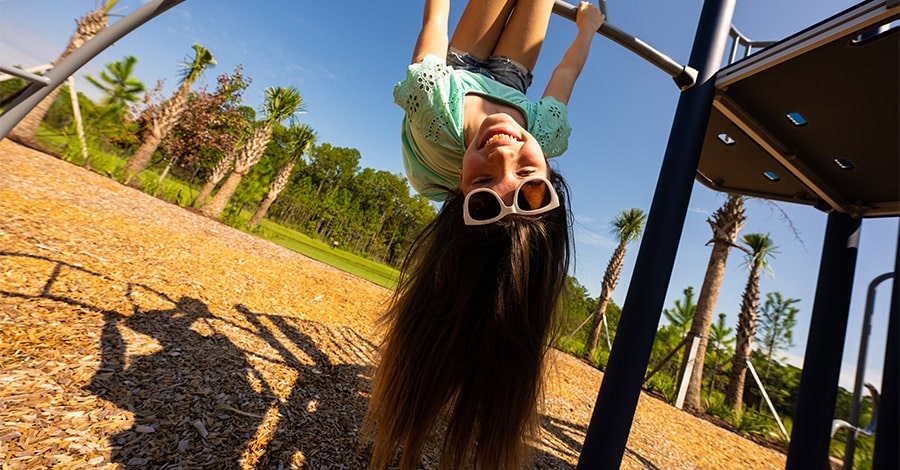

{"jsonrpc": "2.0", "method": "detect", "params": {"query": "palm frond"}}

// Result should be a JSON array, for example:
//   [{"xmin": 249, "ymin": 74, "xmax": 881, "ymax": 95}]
[
  {"xmin": 610, "ymin": 207, "xmax": 647, "ymax": 244},
  {"xmin": 178, "ymin": 44, "xmax": 216, "ymax": 85},
  {"xmin": 262, "ymin": 86, "xmax": 306, "ymax": 126}
]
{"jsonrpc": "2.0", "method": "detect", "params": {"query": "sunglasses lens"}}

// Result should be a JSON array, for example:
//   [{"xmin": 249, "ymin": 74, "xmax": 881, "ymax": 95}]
[
  {"xmin": 517, "ymin": 179, "xmax": 552, "ymax": 211},
  {"xmin": 467, "ymin": 191, "xmax": 502, "ymax": 221}
]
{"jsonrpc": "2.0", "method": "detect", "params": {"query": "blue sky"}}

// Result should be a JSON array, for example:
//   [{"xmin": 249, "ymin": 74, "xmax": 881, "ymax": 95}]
[{"xmin": 2, "ymin": 0, "xmax": 896, "ymax": 392}]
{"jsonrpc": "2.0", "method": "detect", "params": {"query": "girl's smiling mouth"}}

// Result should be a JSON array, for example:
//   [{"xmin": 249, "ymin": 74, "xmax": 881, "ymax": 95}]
[{"xmin": 480, "ymin": 131, "xmax": 521, "ymax": 149}]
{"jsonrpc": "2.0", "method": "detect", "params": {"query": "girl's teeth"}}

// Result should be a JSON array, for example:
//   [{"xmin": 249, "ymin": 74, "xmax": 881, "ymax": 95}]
[{"xmin": 486, "ymin": 134, "xmax": 517, "ymax": 145}]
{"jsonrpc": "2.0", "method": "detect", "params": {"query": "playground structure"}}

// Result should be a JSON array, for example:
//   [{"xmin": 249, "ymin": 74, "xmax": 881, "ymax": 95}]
[
  {"xmin": 570, "ymin": 1, "xmax": 898, "ymax": 468},
  {"xmin": 1, "ymin": 0, "xmax": 897, "ymax": 468}
]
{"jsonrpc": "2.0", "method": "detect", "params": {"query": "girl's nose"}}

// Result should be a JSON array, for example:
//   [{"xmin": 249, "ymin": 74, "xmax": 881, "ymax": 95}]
[
  {"xmin": 493, "ymin": 175, "xmax": 520, "ymax": 206},
  {"xmin": 487, "ymin": 145, "xmax": 518, "ymax": 161}
]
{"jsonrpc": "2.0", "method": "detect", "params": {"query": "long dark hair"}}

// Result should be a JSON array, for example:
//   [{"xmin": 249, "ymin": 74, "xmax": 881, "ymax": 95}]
[{"xmin": 363, "ymin": 171, "xmax": 572, "ymax": 469}]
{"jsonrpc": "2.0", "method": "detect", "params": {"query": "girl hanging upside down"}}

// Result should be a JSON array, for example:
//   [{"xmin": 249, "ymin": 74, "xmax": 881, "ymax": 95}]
[{"xmin": 363, "ymin": 1, "xmax": 605, "ymax": 468}]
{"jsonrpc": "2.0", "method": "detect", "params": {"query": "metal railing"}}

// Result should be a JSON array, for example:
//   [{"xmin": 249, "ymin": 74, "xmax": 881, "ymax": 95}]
[{"xmin": 726, "ymin": 25, "xmax": 777, "ymax": 65}]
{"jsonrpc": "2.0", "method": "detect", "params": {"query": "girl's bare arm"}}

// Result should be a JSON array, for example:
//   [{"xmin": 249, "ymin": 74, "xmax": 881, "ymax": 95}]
[
  {"xmin": 542, "ymin": 2, "xmax": 605, "ymax": 104},
  {"xmin": 411, "ymin": 0, "xmax": 451, "ymax": 64}
]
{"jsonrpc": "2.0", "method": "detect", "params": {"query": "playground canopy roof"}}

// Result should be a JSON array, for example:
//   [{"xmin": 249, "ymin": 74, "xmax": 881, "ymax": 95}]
[{"xmin": 696, "ymin": 0, "xmax": 899, "ymax": 218}]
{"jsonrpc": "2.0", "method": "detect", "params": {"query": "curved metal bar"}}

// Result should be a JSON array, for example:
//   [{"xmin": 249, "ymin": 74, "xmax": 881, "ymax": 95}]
[
  {"xmin": 0, "ymin": 0, "xmax": 187, "ymax": 139},
  {"xmin": 0, "ymin": 64, "xmax": 51, "ymax": 86},
  {"xmin": 552, "ymin": 0, "xmax": 698, "ymax": 90},
  {"xmin": 844, "ymin": 272, "xmax": 894, "ymax": 468}
]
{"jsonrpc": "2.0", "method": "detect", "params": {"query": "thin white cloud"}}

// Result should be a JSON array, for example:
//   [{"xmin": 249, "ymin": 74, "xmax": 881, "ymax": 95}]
[
  {"xmin": 0, "ymin": 21, "xmax": 61, "ymax": 66},
  {"xmin": 574, "ymin": 224, "xmax": 615, "ymax": 249},
  {"xmin": 688, "ymin": 206, "xmax": 712, "ymax": 216}
]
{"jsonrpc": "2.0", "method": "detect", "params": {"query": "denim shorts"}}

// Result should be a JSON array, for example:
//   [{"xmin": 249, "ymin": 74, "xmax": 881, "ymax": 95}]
[{"xmin": 447, "ymin": 47, "xmax": 533, "ymax": 94}]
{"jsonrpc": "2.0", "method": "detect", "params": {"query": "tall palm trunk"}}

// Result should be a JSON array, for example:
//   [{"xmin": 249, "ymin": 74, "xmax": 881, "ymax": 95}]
[
  {"xmin": 682, "ymin": 196, "xmax": 745, "ymax": 412},
  {"xmin": 200, "ymin": 125, "xmax": 271, "ymax": 219},
  {"xmin": 194, "ymin": 150, "xmax": 236, "ymax": 207},
  {"xmin": 247, "ymin": 157, "xmax": 297, "ymax": 229},
  {"xmin": 8, "ymin": 6, "xmax": 111, "ymax": 145},
  {"xmin": 584, "ymin": 242, "xmax": 625, "ymax": 360},
  {"xmin": 122, "ymin": 86, "xmax": 191, "ymax": 184},
  {"xmin": 725, "ymin": 264, "xmax": 761, "ymax": 412}
]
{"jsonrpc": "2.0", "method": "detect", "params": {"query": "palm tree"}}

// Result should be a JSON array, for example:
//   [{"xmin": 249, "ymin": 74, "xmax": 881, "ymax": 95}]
[
  {"xmin": 7, "ymin": 0, "xmax": 119, "ymax": 146},
  {"xmin": 122, "ymin": 43, "xmax": 215, "ymax": 184},
  {"xmin": 194, "ymin": 149, "xmax": 238, "ymax": 208},
  {"xmin": 682, "ymin": 194, "xmax": 746, "ymax": 412},
  {"xmin": 584, "ymin": 208, "xmax": 646, "ymax": 361},
  {"xmin": 725, "ymin": 233, "xmax": 778, "ymax": 412},
  {"xmin": 706, "ymin": 312, "xmax": 735, "ymax": 400},
  {"xmin": 247, "ymin": 123, "xmax": 316, "ymax": 229},
  {"xmin": 200, "ymin": 86, "xmax": 305, "ymax": 219},
  {"xmin": 85, "ymin": 56, "xmax": 146, "ymax": 106}
]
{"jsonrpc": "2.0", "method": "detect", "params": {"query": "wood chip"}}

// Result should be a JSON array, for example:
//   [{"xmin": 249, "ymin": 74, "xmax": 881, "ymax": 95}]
[{"xmin": 0, "ymin": 139, "xmax": 790, "ymax": 468}]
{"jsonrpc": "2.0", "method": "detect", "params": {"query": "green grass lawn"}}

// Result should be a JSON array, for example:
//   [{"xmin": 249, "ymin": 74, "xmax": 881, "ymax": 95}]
[
  {"xmin": 35, "ymin": 130, "xmax": 400, "ymax": 290},
  {"xmin": 250, "ymin": 220, "xmax": 399, "ymax": 290}
]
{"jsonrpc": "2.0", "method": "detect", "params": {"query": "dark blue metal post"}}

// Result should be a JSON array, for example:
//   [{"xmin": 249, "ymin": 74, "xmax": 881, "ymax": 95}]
[
  {"xmin": 872, "ymin": 223, "xmax": 899, "ymax": 470},
  {"xmin": 575, "ymin": 1, "xmax": 735, "ymax": 467},
  {"xmin": 786, "ymin": 212, "xmax": 861, "ymax": 468}
]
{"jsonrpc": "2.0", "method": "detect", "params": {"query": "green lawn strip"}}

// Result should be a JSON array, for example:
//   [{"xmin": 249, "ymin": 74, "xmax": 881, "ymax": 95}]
[
  {"xmin": 34, "ymin": 130, "xmax": 398, "ymax": 290},
  {"xmin": 252, "ymin": 219, "xmax": 398, "ymax": 290}
]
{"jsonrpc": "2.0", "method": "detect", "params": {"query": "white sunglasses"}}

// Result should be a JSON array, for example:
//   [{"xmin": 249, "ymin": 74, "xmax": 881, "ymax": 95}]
[{"xmin": 463, "ymin": 176, "xmax": 560, "ymax": 226}]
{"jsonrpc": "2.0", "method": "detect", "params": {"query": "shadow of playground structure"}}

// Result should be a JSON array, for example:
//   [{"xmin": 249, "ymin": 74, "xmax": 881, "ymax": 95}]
[
  {"xmin": 2, "ymin": 252, "xmax": 374, "ymax": 468},
  {"xmin": 1, "ymin": 251, "xmax": 658, "ymax": 468},
  {"xmin": 86, "ymin": 297, "xmax": 377, "ymax": 467}
]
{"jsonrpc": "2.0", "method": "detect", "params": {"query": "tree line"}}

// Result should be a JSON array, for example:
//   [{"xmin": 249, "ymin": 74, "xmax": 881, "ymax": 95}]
[{"xmin": 2, "ymin": 13, "xmax": 435, "ymax": 268}]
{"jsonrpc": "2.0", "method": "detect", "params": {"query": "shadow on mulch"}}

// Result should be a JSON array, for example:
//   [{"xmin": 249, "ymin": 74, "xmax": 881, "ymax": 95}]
[
  {"xmin": 2, "ymin": 251, "xmax": 377, "ymax": 468},
  {"xmin": 536, "ymin": 413, "xmax": 657, "ymax": 469},
  {"xmin": 4, "ymin": 250, "xmax": 604, "ymax": 469}
]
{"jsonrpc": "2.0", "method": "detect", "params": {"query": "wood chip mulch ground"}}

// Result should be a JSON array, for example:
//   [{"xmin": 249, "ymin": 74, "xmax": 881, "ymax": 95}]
[{"xmin": 0, "ymin": 138, "xmax": 788, "ymax": 469}]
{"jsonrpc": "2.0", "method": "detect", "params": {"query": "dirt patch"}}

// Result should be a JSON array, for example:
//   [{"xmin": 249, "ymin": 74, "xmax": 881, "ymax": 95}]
[{"xmin": 0, "ymin": 139, "xmax": 787, "ymax": 468}]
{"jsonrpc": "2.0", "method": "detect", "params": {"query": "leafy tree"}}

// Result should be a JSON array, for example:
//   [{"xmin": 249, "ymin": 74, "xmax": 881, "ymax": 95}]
[
  {"xmin": 645, "ymin": 288, "xmax": 697, "ymax": 396},
  {"xmin": 123, "ymin": 43, "xmax": 216, "ymax": 184},
  {"xmin": 381, "ymin": 192, "xmax": 435, "ymax": 265},
  {"xmin": 160, "ymin": 67, "xmax": 251, "ymax": 200},
  {"xmin": 306, "ymin": 143, "xmax": 362, "ymax": 198},
  {"xmin": 1, "ymin": 76, "xmax": 25, "ymax": 104},
  {"xmin": 682, "ymin": 194, "xmax": 746, "ymax": 412},
  {"xmin": 584, "ymin": 208, "xmax": 646, "ymax": 360},
  {"xmin": 659, "ymin": 287, "xmax": 698, "ymax": 406},
  {"xmin": 8, "ymin": 0, "xmax": 118, "ymax": 145},
  {"xmin": 745, "ymin": 351, "xmax": 801, "ymax": 417},
  {"xmin": 755, "ymin": 291, "xmax": 799, "ymax": 381},
  {"xmin": 346, "ymin": 167, "xmax": 417, "ymax": 261},
  {"xmin": 252, "ymin": 141, "xmax": 435, "ymax": 266},
  {"xmin": 200, "ymin": 86, "xmax": 304, "ymax": 219},
  {"xmin": 556, "ymin": 277, "xmax": 598, "ymax": 354},
  {"xmin": 663, "ymin": 286, "xmax": 697, "ymax": 338},
  {"xmin": 706, "ymin": 312, "xmax": 735, "ymax": 399},
  {"xmin": 42, "ymin": 84, "xmax": 139, "ymax": 163},
  {"xmin": 646, "ymin": 322, "xmax": 687, "ymax": 401},
  {"xmin": 726, "ymin": 233, "xmax": 778, "ymax": 411},
  {"xmin": 85, "ymin": 56, "xmax": 146, "ymax": 106},
  {"xmin": 298, "ymin": 143, "xmax": 362, "ymax": 233},
  {"xmin": 247, "ymin": 123, "xmax": 316, "ymax": 229}
]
